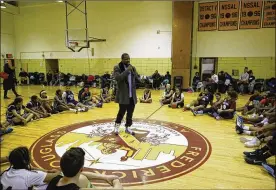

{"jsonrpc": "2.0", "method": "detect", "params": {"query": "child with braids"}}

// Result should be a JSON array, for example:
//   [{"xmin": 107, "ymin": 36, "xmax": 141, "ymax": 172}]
[
  {"xmin": 6, "ymin": 97, "xmax": 37, "ymax": 126},
  {"xmin": 0, "ymin": 147, "xmax": 60, "ymax": 189}
]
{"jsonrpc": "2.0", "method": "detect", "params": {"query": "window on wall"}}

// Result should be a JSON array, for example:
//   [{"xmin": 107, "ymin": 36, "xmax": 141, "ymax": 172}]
[{"xmin": 199, "ymin": 57, "xmax": 218, "ymax": 81}]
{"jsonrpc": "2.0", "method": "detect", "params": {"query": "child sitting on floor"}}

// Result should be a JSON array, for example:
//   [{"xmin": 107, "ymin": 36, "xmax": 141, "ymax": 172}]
[
  {"xmin": 183, "ymin": 87, "xmax": 213, "ymax": 111},
  {"xmin": 169, "ymin": 87, "xmax": 184, "ymax": 108},
  {"xmin": 199, "ymin": 91, "xmax": 237, "ymax": 120},
  {"xmin": 140, "ymin": 85, "xmax": 152, "ymax": 103},
  {"xmin": 78, "ymin": 86, "xmax": 103, "ymax": 108},
  {"xmin": 191, "ymin": 92, "xmax": 222, "ymax": 116},
  {"xmin": 27, "ymin": 95, "xmax": 51, "ymax": 119},
  {"xmin": 54, "ymin": 89, "xmax": 78, "ymax": 113},
  {"xmin": 39, "ymin": 90, "xmax": 58, "ymax": 114},
  {"xmin": 6, "ymin": 97, "xmax": 37, "ymax": 126},
  {"xmin": 62, "ymin": 86, "xmax": 88, "ymax": 112},
  {"xmin": 160, "ymin": 84, "xmax": 174, "ymax": 105},
  {"xmin": 100, "ymin": 85, "xmax": 111, "ymax": 103}
]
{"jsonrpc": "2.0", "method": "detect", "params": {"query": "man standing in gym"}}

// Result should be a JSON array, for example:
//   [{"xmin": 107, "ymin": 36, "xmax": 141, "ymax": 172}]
[{"xmin": 113, "ymin": 53, "xmax": 138, "ymax": 136}]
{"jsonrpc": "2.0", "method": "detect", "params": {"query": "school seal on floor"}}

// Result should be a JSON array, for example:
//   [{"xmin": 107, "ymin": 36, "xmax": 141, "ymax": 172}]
[{"xmin": 30, "ymin": 119, "xmax": 211, "ymax": 186}]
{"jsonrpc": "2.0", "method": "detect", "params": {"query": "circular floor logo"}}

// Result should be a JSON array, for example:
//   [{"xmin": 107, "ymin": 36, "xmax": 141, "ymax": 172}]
[{"xmin": 30, "ymin": 119, "xmax": 211, "ymax": 186}]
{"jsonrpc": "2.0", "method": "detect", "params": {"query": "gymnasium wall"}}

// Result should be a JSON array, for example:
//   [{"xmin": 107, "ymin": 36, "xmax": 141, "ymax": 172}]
[
  {"xmin": 13, "ymin": 1, "xmax": 172, "ymax": 76},
  {"xmin": 0, "ymin": 10, "xmax": 16, "ymax": 83},
  {"xmin": 191, "ymin": 2, "xmax": 275, "ymax": 81}
]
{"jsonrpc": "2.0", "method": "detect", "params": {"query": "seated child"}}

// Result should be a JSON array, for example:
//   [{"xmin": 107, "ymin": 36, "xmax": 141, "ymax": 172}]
[
  {"xmin": 54, "ymin": 89, "xmax": 78, "ymax": 113},
  {"xmin": 6, "ymin": 97, "xmax": 36, "ymax": 126},
  {"xmin": 78, "ymin": 86, "xmax": 103, "ymax": 108},
  {"xmin": 39, "ymin": 90, "xmax": 58, "ymax": 114},
  {"xmin": 140, "ymin": 85, "xmax": 152, "ymax": 103},
  {"xmin": 236, "ymin": 90, "xmax": 263, "ymax": 115},
  {"xmin": 100, "ymin": 85, "xmax": 111, "ymax": 103},
  {"xmin": 206, "ymin": 91, "xmax": 238, "ymax": 120},
  {"xmin": 169, "ymin": 87, "xmax": 184, "ymax": 108},
  {"xmin": 160, "ymin": 84, "xmax": 174, "ymax": 105},
  {"xmin": 183, "ymin": 87, "xmax": 213, "ymax": 111},
  {"xmin": 191, "ymin": 92, "xmax": 223, "ymax": 116},
  {"xmin": 26, "ymin": 95, "xmax": 51, "ymax": 119},
  {"xmin": 62, "ymin": 86, "xmax": 88, "ymax": 112}
]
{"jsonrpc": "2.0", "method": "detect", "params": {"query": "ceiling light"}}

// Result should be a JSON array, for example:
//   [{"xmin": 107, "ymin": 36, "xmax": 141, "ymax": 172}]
[
  {"xmin": 57, "ymin": 1, "xmax": 63, "ymax": 2},
  {"xmin": 0, "ymin": 1, "xmax": 6, "ymax": 9}
]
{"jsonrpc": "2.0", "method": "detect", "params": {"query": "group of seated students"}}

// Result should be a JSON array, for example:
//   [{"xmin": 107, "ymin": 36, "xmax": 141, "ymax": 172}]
[
  {"xmin": 234, "ymin": 90, "xmax": 276, "ymax": 178},
  {"xmin": 0, "ymin": 146, "xmax": 123, "ymax": 189},
  {"xmin": 0, "ymin": 85, "xmax": 114, "ymax": 143}
]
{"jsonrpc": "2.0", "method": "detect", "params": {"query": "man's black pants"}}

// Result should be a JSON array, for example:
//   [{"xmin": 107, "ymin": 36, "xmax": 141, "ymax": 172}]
[{"xmin": 115, "ymin": 98, "xmax": 135, "ymax": 127}]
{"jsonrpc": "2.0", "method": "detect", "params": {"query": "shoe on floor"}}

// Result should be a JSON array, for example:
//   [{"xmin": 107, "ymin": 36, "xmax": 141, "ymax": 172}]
[
  {"xmin": 3, "ymin": 128, "xmax": 13, "ymax": 135},
  {"xmin": 243, "ymin": 149, "xmax": 262, "ymax": 157},
  {"xmin": 240, "ymin": 137, "xmax": 252, "ymax": 143},
  {"xmin": 244, "ymin": 138, "xmax": 260, "ymax": 148},
  {"xmin": 262, "ymin": 163, "xmax": 276, "ymax": 178},
  {"xmin": 114, "ymin": 123, "xmax": 120, "ymax": 135},
  {"xmin": 190, "ymin": 109, "xmax": 197, "ymax": 116},
  {"xmin": 125, "ymin": 127, "xmax": 135, "ymax": 136},
  {"xmin": 236, "ymin": 125, "xmax": 243, "ymax": 134},
  {"xmin": 4, "ymin": 97, "xmax": 10, "ymax": 99},
  {"xmin": 245, "ymin": 156, "xmax": 266, "ymax": 165}
]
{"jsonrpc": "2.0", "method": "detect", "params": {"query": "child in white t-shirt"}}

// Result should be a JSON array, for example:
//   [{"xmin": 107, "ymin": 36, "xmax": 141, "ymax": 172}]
[{"xmin": 0, "ymin": 147, "xmax": 60, "ymax": 190}]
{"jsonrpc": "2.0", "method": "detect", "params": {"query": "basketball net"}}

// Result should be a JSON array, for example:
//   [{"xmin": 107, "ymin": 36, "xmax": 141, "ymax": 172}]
[{"xmin": 69, "ymin": 41, "xmax": 79, "ymax": 52}]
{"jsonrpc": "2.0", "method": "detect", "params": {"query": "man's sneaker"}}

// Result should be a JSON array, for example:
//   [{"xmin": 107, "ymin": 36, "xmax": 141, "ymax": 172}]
[
  {"xmin": 244, "ymin": 156, "xmax": 266, "ymax": 165},
  {"xmin": 240, "ymin": 137, "xmax": 252, "ymax": 143},
  {"xmin": 236, "ymin": 125, "xmax": 243, "ymax": 134},
  {"xmin": 262, "ymin": 163, "xmax": 276, "ymax": 178},
  {"xmin": 125, "ymin": 127, "xmax": 135, "ymax": 136},
  {"xmin": 244, "ymin": 138, "xmax": 261, "ymax": 148},
  {"xmin": 190, "ymin": 109, "xmax": 197, "ymax": 116},
  {"xmin": 243, "ymin": 149, "xmax": 263, "ymax": 157},
  {"xmin": 114, "ymin": 123, "xmax": 120, "ymax": 135}
]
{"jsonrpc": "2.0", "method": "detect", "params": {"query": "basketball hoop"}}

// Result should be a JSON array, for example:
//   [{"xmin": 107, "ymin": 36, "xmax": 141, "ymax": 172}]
[{"xmin": 68, "ymin": 41, "xmax": 79, "ymax": 51}]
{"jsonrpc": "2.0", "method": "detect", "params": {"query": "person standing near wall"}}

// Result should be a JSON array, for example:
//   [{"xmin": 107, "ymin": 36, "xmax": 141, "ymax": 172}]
[
  {"xmin": 3, "ymin": 60, "xmax": 20, "ymax": 99},
  {"xmin": 113, "ymin": 53, "xmax": 139, "ymax": 136}
]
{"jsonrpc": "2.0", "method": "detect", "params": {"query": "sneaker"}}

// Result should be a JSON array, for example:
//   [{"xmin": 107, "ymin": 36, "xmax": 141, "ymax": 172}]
[
  {"xmin": 243, "ymin": 149, "xmax": 263, "ymax": 157},
  {"xmin": 114, "ymin": 123, "xmax": 120, "ymax": 135},
  {"xmin": 262, "ymin": 163, "xmax": 276, "ymax": 178},
  {"xmin": 3, "ymin": 128, "xmax": 13, "ymax": 135},
  {"xmin": 240, "ymin": 137, "xmax": 252, "ymax": 143},
  {"xmin": 96, "ymin": 103, "xmax": 103, "ymax": 108},
  {"xmin": 125, "ymin": 127, "xmax": 135, "ymax": 136},
  {"xmin": 4, "ymin": 97, "xmax": 10, "ymax": 99},
  {"xmin": 244, "ymin": 156, "xmax": 266, "ymax": 165},
  {"xmin": 244, "ymin": 138, "xmax": 261, "ymax": 148},
  {"xmin": 236, "ymin": 125, "xmax": 243, "ymax": 134},
  {"xmin": 190, "ymin": 109, "xmax": 197, "ymax": 116},
  {"xmin": 75, "ymin": 109, "xmax": 79, "ymax": 114}
]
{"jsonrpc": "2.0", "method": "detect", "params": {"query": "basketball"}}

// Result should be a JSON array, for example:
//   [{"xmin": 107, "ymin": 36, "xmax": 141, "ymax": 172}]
[
  {"xmin": 171, "ymin": 103, "xmax": 177, "ymax": 108},
  {"xmin": 0, "ymin": 72, "xmax": 8, "ymax": 79}
]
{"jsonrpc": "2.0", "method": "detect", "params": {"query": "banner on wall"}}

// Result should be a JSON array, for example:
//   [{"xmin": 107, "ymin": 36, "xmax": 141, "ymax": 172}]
[
  {"xmin": 262, "ymin": 1, "xmax": 276, "ymax": 28},
  {"xmin": 239, "ymin": 0, "xmax": 263, "ymax": 29},
  {"xmin": 198, "ymin": 2, "xmax": 218, "ymax": 31},
  {"xmin": 218, "ymin": 1, "xmax": 240, "ymax": 31}
]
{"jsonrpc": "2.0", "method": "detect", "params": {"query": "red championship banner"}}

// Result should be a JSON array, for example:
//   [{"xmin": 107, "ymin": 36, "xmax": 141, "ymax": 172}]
[
  {"xmin": 262, "ymin": 1, "xmax": 276, "ymax": 28},
  {"xmin": 239, "ymin": 0, "xmax": 263, "ymax": 29},
  {"xmin": 198, "ymin": 2, "xmax": 218, "ymax": 31},
  {"xmin": 219, "ymin": 1, "xmax": 240, "ymax": 31}
]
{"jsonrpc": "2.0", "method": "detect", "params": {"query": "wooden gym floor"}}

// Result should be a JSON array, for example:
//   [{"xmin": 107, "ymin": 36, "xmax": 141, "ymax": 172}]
[{"xmin": 0, "ymin": 85, "xmax": 275, "ymax": 189}]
